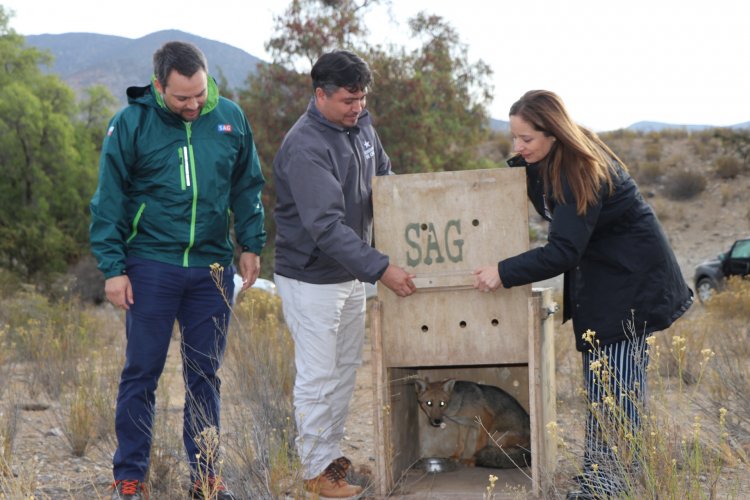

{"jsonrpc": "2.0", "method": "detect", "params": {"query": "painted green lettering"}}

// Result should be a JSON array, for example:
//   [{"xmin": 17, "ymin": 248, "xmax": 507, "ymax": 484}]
[
  {"xmin": 424, "ymin": 223, "xmax": 445, "ymax": 265},
  {"xmin": 445, "ymin": 219, "xmax": 464, "ymax": 263},
  {"xmin": 405, "ymin": 223, "xmax": 422, "ymax": 267}
]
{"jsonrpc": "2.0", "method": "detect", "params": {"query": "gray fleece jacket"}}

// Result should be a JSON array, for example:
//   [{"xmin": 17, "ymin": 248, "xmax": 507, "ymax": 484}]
[{"xmin": 273, "ymin": 98, "xmax": 392, "ymax": 284}]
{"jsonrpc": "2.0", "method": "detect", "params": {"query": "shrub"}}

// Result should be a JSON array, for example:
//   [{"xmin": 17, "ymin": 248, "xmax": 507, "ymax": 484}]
[
  {"xmin": 689, "ymin": 131, "xmax": 720, "ymax": 160},
  {"xmin": 645, "ymin": 141, "xmax": 662, "ymax": 162},
  {"xmin": 0, "ymin": 269, "xmax": 21, "ymax": 300},
  {"xmin": 636, "ymin": 162, "xmax": 664, "ymax": 185},
  {"xmin": 663, "ymin": 152, "xmax": 688, "ymax": 169},
  {"xmin": 663, "ymin": 170, "xmax": 707, "ymax": 200},
  {"xmin": 713, "ymin": 155, "xmax": 743, "ymax": 179}
]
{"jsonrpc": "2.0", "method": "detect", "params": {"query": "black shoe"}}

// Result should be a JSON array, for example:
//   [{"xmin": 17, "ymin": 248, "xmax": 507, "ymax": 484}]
[
  {"xmin": 190, "ymin": 477, "xmax": 236, "ymax": 500},
  {"xmin": 566, "ymin": 489, "xmax": 596, "ymax": 500},
  {"xmin": 569, "ymin": 472, "xmax": 624, "ymax": 498},
  {"xmin": 111, "ymin": 480, "xmax": 147, "ymax": 500}
]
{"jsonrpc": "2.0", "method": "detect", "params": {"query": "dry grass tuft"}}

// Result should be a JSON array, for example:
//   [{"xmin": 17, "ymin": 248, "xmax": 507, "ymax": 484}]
[{"xmin": 221, "ymin": 288, "xmax": 303, "ymax": 499}]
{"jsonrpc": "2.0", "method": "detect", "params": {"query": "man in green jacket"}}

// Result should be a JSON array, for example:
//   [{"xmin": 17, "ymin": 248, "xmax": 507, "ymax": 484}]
[{"xmin": 90, "ymin": 41, "xmax": 265, "ymax": 500}]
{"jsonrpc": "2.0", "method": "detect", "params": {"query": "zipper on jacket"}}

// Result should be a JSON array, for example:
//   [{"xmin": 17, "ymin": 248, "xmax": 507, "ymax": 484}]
[
  {"xmin": 182, "ymin": 122, "xmax": 198, "ymax": 266},
  {"xmin": 126, "ymin": 203, "xmax": 146, "ymax": 243}
]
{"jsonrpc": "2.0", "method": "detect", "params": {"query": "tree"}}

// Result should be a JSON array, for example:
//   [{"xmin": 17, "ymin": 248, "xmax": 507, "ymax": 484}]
[
  {"xmin": 265, "ymin": 0, "xmax": 377, "ymax": 69},
  {"xmin": 250, "ymin": 1, "xmax": 493, "ymax": 175},
  {"xmin": 240, "ymin": 0, "xmax": 382, "ymax": 275},
  {"xmin": 0, "ymin": 7, "xmax": 106, "ymax": 281},
  {"xmin": 366, "ymin": 12, "xmax": 494, "ymax": 173},
  {"xmin": 238, "ymin": 63, "xmax": 309, "ymax": 276},
  {"xmin": 239, "ymin": 0, "xmax": 494, "ymax": 273},
  {"xmin": 75, "ymin": 83, "xmax": 117, "ymax": 183},
  {"xmin": 244, "ymin": 0, "xmax": 382, "ymax": 175}
]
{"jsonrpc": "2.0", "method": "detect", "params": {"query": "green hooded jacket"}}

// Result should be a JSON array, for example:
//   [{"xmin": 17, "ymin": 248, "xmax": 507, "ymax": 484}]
[{"xmin": 89, "ymin": 76, "xmax": 266, "ymax": 278}]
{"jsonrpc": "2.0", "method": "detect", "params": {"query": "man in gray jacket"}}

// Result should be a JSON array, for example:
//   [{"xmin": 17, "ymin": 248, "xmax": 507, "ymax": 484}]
[{"xmin": 273, "ymin": 50, "xmax": 415, "ymax": 497}]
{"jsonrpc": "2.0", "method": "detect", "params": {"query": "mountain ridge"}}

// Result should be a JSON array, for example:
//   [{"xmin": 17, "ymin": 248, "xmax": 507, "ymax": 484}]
[
  {"xmin": 626, "ymin": 120, "xmax": 750, "ymax": 132},
  {"xmin": 26, "ymin": 30, "xmax": 263, "ymax": 104},
  {"xmin": 21, "ymin": 32, "xmax": 750, "ymax": 132}
]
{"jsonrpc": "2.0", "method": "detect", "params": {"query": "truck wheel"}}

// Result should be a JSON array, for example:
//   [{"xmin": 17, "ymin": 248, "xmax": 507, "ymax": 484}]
[{"xmin": 696, "ymin": 277, "xmax": 717, "ymax": 303}]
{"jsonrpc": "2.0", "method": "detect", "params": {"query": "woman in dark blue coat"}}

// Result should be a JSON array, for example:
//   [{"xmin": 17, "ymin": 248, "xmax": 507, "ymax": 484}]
[{"xmin": 474, "ymin": 90, "xmax": 693, "ymax": 499}]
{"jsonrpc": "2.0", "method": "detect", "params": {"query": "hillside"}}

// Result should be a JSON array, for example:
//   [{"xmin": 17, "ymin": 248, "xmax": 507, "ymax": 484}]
[
  {"xmin": 22, "ymin": 32, "xmax": 750, "ymax": 134},
  {"xmin": 627, "ymin": 120, "xmax": 750, "ymax": 132},
  {"xmin": 25, "ymin": 30, "xmax": 263, "ymax": 104}
]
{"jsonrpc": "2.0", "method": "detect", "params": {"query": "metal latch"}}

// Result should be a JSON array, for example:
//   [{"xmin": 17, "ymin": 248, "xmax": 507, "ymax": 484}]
[{"xmin": 543, "ymin": 302, "xmax": 559, "ymax": 320}]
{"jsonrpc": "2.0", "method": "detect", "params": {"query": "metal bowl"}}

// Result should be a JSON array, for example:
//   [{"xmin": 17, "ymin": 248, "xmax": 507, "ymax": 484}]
[{"xmin": 416, "ymin": 457, "xmax": 457, "ymax": 473}]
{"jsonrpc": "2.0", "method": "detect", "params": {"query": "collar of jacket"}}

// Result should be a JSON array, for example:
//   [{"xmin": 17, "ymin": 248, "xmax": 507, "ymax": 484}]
[
  {"xmin": 306, "ymin": 96, "xmax": 371, "ymax": 134},
  {"xmin": 126, "ymin": 75, "xmax": 220, "ymax": 118}
]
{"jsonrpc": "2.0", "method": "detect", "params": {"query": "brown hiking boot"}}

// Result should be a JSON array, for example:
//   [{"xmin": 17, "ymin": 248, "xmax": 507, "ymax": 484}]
[
  {"xmin": 303, "ymin": 457, "xmax": 363, "ymax": 498},
  {"xmin": 331, "ymin": 456, "xmax": 353, "ymax": 473}
]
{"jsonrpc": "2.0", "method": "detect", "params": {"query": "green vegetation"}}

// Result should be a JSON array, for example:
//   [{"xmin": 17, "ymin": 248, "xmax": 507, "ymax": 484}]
[{"xmin": 0, "ymin": 7, "xmax": 114, "ymax": 282}]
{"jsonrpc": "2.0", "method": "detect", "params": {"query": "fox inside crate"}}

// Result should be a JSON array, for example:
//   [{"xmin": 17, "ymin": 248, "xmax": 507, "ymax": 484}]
[{"xmin": 414, "ymin": 378, "xmax": 531, "ymax": 468}]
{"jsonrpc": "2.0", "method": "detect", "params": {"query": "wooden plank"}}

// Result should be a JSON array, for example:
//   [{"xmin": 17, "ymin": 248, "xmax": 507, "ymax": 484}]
[
  {"xmin": 528, "ymin": 292, "xmax": 542, "ymax": 496},
  {"xmin": 538, "ymin": 288, "xmax": 558, "ymax": 492},
  {"xmin": 369, "ymin": 300, "xmax": 390, "ymax": 497},
  {"xmin": 528, "ymin": 288, "xmax": 558, "ymax": 495},
  {"xmin": 387, "ymin": 368, "xmax": 419, "ymax": 492},
  {"xmin": 411, "ymin": 270, "xmax": 475, "ymax": 291}
]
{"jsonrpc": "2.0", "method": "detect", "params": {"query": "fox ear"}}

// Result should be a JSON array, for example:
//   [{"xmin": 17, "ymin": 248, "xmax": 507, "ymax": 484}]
[
  {"xmin": 414, "ymin": 378, "xmax": 427, "ymax": 394},
  {"xmin": 442, "ymin": 379, "xmax": 457, "ymax": 393}
]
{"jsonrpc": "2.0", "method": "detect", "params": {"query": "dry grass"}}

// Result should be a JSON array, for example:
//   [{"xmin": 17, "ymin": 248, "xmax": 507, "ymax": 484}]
[
  {"xmin": 1, "ymin": 274, "xmax": 749, "ymax": 498},
  {"xmin": 220, "ymin": 288, "xmax": 304, "ymax": 499}
]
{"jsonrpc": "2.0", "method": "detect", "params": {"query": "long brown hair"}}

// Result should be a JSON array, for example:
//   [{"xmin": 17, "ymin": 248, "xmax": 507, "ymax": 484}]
[{"xmin": 509, "ymin": 90, "xmax": 627, "ymax": 215}]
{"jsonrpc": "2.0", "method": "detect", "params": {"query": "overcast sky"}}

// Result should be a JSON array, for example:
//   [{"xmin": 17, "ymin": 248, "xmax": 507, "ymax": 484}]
[{"xmin": 3, "ymin": 0, "xmax": 749, "ymax": 131}]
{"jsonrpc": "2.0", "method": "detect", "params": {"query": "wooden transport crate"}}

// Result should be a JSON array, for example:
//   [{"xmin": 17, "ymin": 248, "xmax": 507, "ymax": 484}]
[{"xmin": 370, "ymin": 168, "xmax": 557, "ymax": 497}]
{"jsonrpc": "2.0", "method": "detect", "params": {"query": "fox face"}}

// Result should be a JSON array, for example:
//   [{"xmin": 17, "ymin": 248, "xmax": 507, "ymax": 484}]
[{"xmin": 414, "ymin": 378, "xmax": 457, "ymax": 427}]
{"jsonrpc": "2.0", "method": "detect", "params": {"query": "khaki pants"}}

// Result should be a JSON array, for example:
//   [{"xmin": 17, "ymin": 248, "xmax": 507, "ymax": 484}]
[{"xmin": 274, "ymin": 274, "xmax": 366, "ymax": 479}]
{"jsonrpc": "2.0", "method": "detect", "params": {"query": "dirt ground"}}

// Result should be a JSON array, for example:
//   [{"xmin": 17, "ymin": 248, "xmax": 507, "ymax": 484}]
[{"xmin": 7, "ymin": 172, "xmax": 750, "ymax": 498}]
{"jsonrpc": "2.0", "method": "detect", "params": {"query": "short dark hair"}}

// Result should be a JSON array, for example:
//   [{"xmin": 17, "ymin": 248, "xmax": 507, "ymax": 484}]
[
  {"xmin": 311, "ymin": 50, "xmax": 372, "ymax": 95},
  {"xmin": 153, "ymin": 41, "xmax": 208, "ymax": 89}
]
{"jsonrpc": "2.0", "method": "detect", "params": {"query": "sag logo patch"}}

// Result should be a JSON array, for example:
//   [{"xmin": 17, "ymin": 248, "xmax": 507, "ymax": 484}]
[{"xmin": 217, "ymin": 124, "xmax": 233, "ymax": 133}]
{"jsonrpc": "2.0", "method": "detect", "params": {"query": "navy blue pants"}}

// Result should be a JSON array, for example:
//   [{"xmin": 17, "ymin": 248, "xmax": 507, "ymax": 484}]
[
  {"xmin": 580, "ymin": 334, "xmax": 650, "ymax": 497},
  {"xmin": 113, "ymin": 257, "xmax": 234, "ymax": 481}
]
